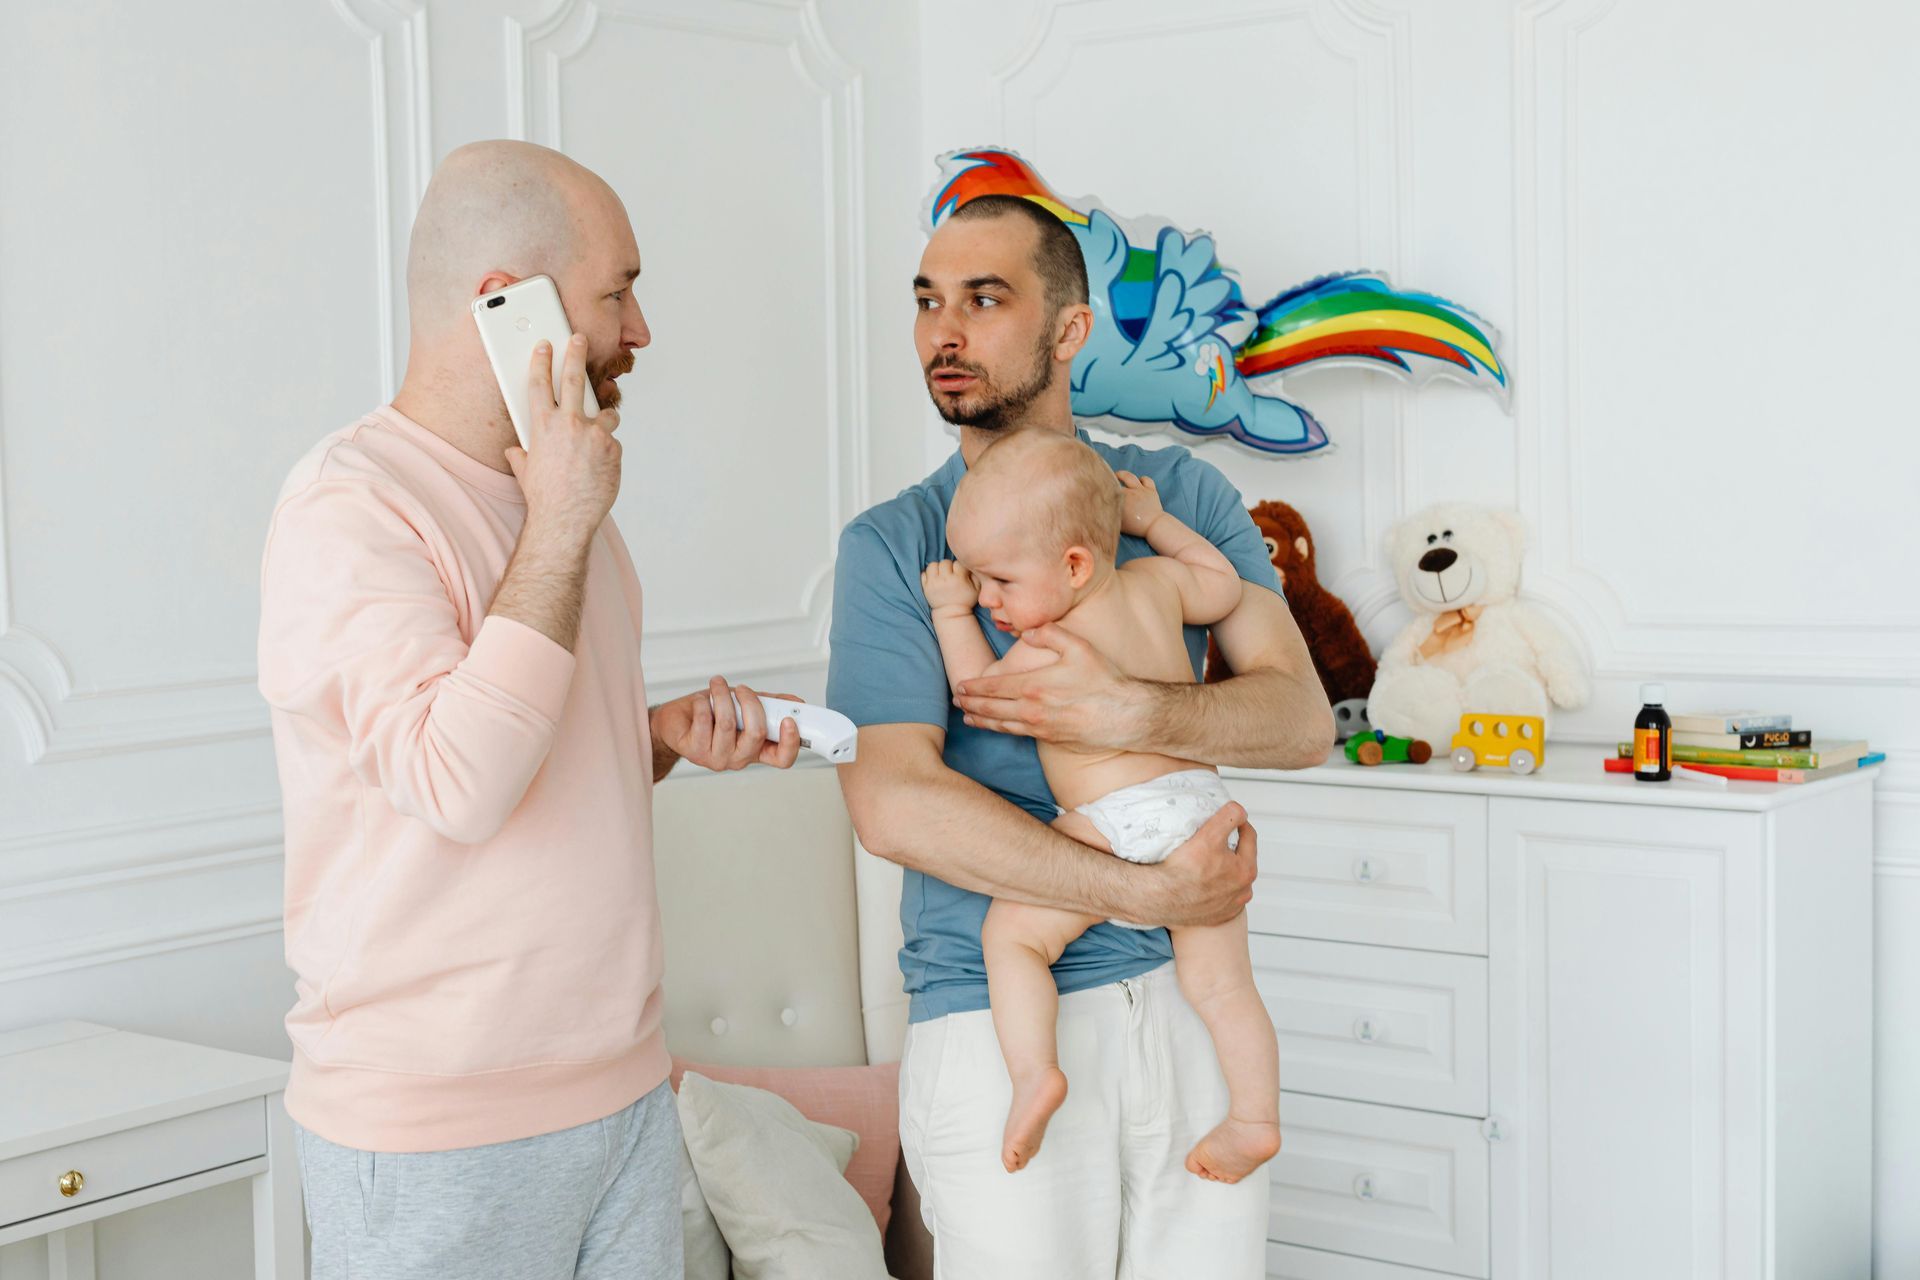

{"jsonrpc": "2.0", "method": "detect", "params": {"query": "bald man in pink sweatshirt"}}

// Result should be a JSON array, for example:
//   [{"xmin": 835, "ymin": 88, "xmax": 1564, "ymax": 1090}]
[{"xmin": 257, "ymin": 141, "xmax": 798, "ymax": 1280}]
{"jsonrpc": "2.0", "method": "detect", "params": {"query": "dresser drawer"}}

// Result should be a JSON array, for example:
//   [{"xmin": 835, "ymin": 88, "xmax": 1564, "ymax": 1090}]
[
  {"xmin": 1254, "ymin": 935, "xmax": 1488, "ymax": 1116},
  {"xmin": 0, "ymin": 1098, "xmax": 264, "ymax": 1228},
  {"xmin": 1268, "ymin": 1240, "xmax": 1467, "ymax": 1279},
  {"xmin": 1236, "ymin": 782, "xmax": 1487, "ymax": 955},
  {"xmin": 1270, "ymin": 1091, "xmax": 1489, "ymax": 1278}
]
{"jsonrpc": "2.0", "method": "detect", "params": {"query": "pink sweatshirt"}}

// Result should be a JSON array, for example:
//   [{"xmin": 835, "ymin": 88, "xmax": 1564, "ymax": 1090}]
[{"xmin": 258, "ymin": 405, "xmax": 667, "ymax": 1153}]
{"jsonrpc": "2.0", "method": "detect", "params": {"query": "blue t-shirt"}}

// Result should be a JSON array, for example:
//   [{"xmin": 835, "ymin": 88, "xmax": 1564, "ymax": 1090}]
[{"xmin": 826, "ymin": 432, "xmax": 1282, "ymax": 1023}]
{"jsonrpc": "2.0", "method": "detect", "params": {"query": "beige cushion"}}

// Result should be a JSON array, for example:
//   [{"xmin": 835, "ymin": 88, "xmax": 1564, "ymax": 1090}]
[
  {"xmin": 677, "ymin": 1132, "xmax": 730, "ymax": 1280},
  {"xmin": 676, "ymin": 1071, "xmax": 891, "ymax": 1280},
  {"xmin": 671, "ymin": 1057, "xmax": 901, "ymax": 1233}
]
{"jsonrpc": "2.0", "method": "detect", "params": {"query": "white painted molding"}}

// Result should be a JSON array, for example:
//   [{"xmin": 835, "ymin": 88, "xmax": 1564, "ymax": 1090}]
[
  {"xmin": 0, "ymin": 653, "xmax": 53, "ymax": 763},
  {"xmin": 0, "ymin": 846, "xmax": 281, "ymax": 912},
  {"xmin": 1873, "ymin": 775, "xmax": 1920, "ymax": 882},
  {"xmin": 0, "ymin": 802, "xmax": 284, "ymax": 890},
  {"xmin": 0, "ymin": 916, "xmax": 285, "ymax": 987},
  {"xmin": 0, "ymin": 607, "xmax": 273, "ymax": 768},
  {"xmin": 1512, "ymin": 0, "xmax": 1920, "ymax": 682},
  {"xmin": 0, "ymin": 803, "xmax": 285, "ymax": 985},
  {"xmin": 0, "ymin": 0, "xmax": 430, "ymax": 766},
  {"xmin": 507, "ymin": 0, "xmax": 866, "ymax": 682},
  {"xmin": 503, "ymin": 0, "xmax": 597, "ymax": 143},
  {"xmin": 643, "ymin": 564, "xmax": 837, "ymax": 686},
  {"xmin": 330, "ymin": 0, "xmax": 434, "ymax": 400}
]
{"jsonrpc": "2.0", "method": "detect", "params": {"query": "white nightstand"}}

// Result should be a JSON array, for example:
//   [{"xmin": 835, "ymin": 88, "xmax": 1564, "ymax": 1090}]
[{"xmin": 0, "ymin": 1022, "xmax": 300, "ymax": 1279}]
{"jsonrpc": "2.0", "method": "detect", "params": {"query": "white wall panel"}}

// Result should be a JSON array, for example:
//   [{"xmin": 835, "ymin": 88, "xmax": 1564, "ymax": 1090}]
[
  {"xmin": 0, "ymin": 0, "xmax": 411, "ymax": 765},
  {"xmin": 1514, "ymin": 0, "xmax": 1920, "ymax": 683},
  {"xmin": 511, "ymin": 0, "xmax": 870, "ymax": 687}
]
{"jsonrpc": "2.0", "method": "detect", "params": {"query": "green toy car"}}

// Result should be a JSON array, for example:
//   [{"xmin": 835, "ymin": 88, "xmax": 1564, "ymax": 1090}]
[{"xmin": 1344, "ymin": 730, "xmax": 1433, "ymax": 766}]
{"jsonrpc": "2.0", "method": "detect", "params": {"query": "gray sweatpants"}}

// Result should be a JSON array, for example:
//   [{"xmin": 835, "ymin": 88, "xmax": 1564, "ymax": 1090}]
[{"xmin": 295, "ymin": 1081, "xmax": 684, "ymax": 1280}]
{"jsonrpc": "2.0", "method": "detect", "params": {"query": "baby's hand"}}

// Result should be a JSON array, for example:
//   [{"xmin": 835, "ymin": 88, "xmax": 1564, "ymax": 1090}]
[
  {"xmin": 1116, "ymin": 471, "xmax": 1164, "ymax": 538},
  {"xmin": 922, "ymin": 560, "xmax": 980, "ymax": 617}
]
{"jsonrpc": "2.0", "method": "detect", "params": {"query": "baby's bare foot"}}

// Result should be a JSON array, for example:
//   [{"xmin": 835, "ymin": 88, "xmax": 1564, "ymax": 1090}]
[
  {"xmin": 1184, "ymin": 1116, "xmax": 1281, "ymax": 1183},
  {"xmin": 1001, "ymin": 1066, "xmax": 1069, "ymax": 1172}
]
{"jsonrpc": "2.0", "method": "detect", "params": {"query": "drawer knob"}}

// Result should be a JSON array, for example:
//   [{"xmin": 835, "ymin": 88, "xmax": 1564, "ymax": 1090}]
[
  {"xmin": 709, "ymin": 1017, "xmax": 729, "ymax": 1036},
  {"xmin": 1353, "ymin": 1016, "xmax": 1386, "ymax": 1044},
  {"xmin": 1353, "ymin": 1173, "xmax": 1378, "ymax": 1201},
  {"xmin": 58, "ymin": 1169, "xmax": 85, "ymax": 1198},
  {"xmin": 1353, "ymin": 857, "xmax": 1385, "ymax": 884},
  {"xmin": 780, "ymin": 1007, "xmax": 798, "ymax": 1027}
]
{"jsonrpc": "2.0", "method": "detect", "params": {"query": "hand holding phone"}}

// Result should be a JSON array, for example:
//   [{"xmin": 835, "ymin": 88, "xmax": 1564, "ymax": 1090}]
[
  {"xmin": 471, "ymin": 275, "xmax": 621, "ymax": 542},
  {"xmin": 508, "ymin": 333, "xmax": 622, "ymax": 543}
]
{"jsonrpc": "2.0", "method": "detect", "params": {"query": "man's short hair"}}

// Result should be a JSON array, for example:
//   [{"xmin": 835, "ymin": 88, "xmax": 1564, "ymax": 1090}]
[{"xmin": 950, "ymin": 195, "xmax": 1090, "ymax": 315}]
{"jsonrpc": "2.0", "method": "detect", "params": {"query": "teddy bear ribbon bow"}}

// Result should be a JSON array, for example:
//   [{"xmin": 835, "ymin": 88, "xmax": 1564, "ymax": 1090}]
[{"xmin": 1418, "ymin": 605, "xmax": 1485, "ymax": 659}]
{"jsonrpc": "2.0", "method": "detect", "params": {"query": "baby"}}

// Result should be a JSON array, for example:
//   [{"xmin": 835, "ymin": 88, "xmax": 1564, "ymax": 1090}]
[{"xmin": 921, "ymin": 430, "xmax": 1280, "ymax": 1184}]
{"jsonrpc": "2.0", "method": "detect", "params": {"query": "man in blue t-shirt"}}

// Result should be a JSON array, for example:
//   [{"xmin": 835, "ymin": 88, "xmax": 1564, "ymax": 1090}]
[{"xmin": 828, "ymin": 195, "xmax": 1334, "ymax": 1277}]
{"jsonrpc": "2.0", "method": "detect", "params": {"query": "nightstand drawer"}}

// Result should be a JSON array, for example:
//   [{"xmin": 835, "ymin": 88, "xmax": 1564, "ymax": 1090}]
[
  {"xmin": 0, "ymin": 1098, "xmax": 264, "ymax": 1228},
  {"xmin": 1270, "ymin": 1092, "xmax": 1489, "ymax": 1278},
  {"xmin": 1253, "ymin": 936, "xmax": 1488, "ymax": 1116},
  {"xmin": 1234, "ymin": 782, "xmax": 1487, "ymax": 955}
]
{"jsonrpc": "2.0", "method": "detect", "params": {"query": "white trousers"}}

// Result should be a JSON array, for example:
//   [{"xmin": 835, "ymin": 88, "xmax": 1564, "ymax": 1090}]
[{"xmin": 899, "ymin": 961, "xmax": 1269, "ymax": 1279}]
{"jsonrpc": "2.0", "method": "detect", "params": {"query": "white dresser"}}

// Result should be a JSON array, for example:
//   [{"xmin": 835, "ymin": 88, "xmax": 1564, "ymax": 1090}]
[{"xmin": 1227, "ymin": 746, "xmax": 1877, "ymax": 1280}]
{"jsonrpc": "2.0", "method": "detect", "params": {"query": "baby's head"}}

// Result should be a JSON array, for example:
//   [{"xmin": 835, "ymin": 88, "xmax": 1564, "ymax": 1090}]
[{"xmin": 947, "ymin": 431, "xmax": 1121, "ymax": 636}]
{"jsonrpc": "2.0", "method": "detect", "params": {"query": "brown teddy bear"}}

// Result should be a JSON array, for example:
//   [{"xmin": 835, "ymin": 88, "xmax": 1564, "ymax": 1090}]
[{"xmin": 1207, "ymin": 501, "xmax": 1377, "ymax": 714}]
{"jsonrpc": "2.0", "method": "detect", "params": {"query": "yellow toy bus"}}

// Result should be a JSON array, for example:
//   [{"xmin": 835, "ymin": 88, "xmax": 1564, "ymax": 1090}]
[{"xmin": 1450, "ymin": 712, "xmax": 1546, "ymax": 775}]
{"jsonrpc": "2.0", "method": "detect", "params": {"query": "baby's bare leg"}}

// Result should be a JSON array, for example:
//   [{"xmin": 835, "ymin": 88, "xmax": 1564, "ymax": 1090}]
[
  {"xmin": 980, "ymin": 812, "xmax": 1109, "ymax": 1173},
  {"xmin": 1169, "ymin": 912, "xmax": 1282, "ymax": 1183},
  {"xmin": 982, "ymin": 899, "xmax": 1103, "ymax": 1173}
]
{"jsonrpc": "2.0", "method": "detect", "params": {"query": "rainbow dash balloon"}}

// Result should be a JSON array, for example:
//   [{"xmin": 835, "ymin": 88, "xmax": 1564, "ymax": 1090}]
[{"xmin": 925, "ymin": 148, "xmax": 1509, "ymax": 457}]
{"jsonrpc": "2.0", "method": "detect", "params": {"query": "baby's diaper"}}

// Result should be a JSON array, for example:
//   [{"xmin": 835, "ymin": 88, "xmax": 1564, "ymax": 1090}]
[{"xmin": 1073, "ymin": 770, "xmax": 1235, "ymax": 930}]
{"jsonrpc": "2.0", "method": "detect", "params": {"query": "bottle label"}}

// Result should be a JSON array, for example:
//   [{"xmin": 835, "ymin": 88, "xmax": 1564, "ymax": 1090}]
[{"xmin": 1634, "ymin": 727, "xmax": 1667, "ymax": 773}]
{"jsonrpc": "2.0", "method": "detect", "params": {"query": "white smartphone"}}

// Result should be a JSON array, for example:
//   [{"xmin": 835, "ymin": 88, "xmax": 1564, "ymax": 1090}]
[{"xmin": 471, "ymin": 274, "xmax": 598, "ymax": 449}]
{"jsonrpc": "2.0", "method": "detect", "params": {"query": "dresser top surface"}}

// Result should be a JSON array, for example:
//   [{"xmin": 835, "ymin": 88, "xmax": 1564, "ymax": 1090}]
[
  {"xmin": 1225, "ymin": 744, "xmax": 1880, "ymax": 812},
  {"xmin": 0, "ymin": 1022, "xmax": 289, "ymax": 1159}
]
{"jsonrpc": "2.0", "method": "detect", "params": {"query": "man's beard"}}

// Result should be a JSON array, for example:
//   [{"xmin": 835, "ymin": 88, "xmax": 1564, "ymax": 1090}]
[
  {"xmin": 925, "ymin": 327, "xmax": 1055, "ymax": 432},
  {"xmin": 589, "ymin": 349, "xmax": 635, "ymax": 409}
]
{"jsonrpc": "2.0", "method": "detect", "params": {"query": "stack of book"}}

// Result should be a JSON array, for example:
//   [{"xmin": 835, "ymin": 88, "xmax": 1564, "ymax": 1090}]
[{"xmin": 1608, "ymin": 710, "xmax": 1885, "ymax": 783}]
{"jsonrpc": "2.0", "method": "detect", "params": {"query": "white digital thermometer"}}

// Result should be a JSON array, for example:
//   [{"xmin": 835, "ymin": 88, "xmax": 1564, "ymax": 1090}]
[{"xmin": 713, "ymin": 692, "xmax": 859, "ymax": 764}]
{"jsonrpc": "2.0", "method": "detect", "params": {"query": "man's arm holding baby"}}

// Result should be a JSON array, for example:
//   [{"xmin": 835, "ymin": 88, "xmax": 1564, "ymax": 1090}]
[
  {"xmin": 956, "ymin": 592, "xmax": 1331, "ymax": 768},
  {"xmin": 1147, "ymin": 606, "xmax": 1331, "ymax": 763},
  {"xmin": 954, "ymin": 473, "xmax": 1334, "ymax": 769},
  {"xmin": 839, "ymin": 722, "xmax": 1256, "ymax": 927}
]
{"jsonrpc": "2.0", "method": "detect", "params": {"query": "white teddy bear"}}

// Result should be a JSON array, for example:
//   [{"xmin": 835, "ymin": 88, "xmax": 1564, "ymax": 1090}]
[{"xmin": 1366, "ymin": 503, "xmax": 1591, "ymax": 750}]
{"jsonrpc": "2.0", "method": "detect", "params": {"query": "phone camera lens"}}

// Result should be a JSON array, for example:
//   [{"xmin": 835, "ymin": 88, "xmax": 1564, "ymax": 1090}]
[{"xmin": 486, "ymin": 296, "xmax": 506, "ymax": 309}]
